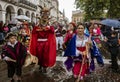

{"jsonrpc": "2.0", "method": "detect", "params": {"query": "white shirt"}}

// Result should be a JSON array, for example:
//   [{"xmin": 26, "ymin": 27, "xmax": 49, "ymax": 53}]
[
  {"xmin": 76, "ymin": 35, "xmax": 89, "ymax": 56},
  {"xmin": 7, "ymin": 41, "xmax": 18, "ymax": 48}
]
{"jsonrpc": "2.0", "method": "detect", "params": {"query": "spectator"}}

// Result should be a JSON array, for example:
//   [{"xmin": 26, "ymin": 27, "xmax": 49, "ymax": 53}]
[
  {"xmin": 105, "ymin": 31, "xmax": 119, "ymax": 73},
  {"xmin": 0, "ymin": 21, "xmax": 4, "ymax": 44}
]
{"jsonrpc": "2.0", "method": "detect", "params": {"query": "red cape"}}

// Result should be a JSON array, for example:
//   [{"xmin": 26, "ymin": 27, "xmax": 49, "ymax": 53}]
[{"xmin": 29, "ymin": 26, "xmax": 56, "ymax": 67}]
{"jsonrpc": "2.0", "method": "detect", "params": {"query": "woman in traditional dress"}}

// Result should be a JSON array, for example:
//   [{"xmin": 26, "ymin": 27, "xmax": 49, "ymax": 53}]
[
  {"xmin": 62, "ymin": 22, "xmax": 76, "ymax": 50},
  {"xmin": 64, "ymin": 24, "xmax": 104, "ymax": 82}
]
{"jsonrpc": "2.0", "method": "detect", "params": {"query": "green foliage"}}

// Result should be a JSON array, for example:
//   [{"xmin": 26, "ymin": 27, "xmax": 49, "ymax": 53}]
[{"xmin": 75, "ymin": 0, "xmax": 120, "ymax": 21}]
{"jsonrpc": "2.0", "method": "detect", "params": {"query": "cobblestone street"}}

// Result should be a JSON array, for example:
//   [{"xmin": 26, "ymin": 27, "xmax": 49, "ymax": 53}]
[
  {"xmin": 0, "ymin": 56, "xmax": 120, "ymax": 82},
  {"xmin": 0, "ymin": 0, "xmax": 120, "ymax": 82}
]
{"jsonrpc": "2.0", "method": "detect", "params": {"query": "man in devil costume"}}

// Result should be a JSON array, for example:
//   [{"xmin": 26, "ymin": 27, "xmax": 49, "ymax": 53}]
[{"xmin": 29, "ymin": 5, "xmax": 56, "ymax": 73}]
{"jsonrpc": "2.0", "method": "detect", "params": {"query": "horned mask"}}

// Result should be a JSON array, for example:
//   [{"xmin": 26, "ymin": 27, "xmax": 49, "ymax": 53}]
[{"xmin": 38, "ymin": 5, "xmax": 53, "ymax": 27}]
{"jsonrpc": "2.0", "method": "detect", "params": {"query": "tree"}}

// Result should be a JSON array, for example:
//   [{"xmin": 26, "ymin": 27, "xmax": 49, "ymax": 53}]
[
  {"xmin": 106, "ymin": 0, "xmax": 120, "ymax": 18},
  {"xmin": 75, "ymin": 0, "xmax": 120, "ymax": 21}
]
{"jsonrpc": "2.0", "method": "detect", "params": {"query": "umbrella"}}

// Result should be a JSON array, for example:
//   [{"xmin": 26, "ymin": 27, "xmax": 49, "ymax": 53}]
[
  {"xmin": 101, "ymin": 19, "xmax": 120, "ymax": 28},
  {"xmin": 9, "ymin": 19, "xmax": 22, "ymax": 24},
  {"xmin": 15, "ymin": 15, "xmax": 30, "ymax": 21}
]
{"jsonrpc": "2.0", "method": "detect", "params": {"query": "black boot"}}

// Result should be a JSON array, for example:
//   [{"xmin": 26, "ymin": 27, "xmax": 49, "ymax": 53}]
[
  {"xmin": 39, "ymin": 66, "xmax": 43, "ymax": 72},
  {"xmin": 17, "ymin": 80, "xmax": 21, "ymax": 82},
  {"xmin": 11, "ymin": 79, "xmax": 14, "ymax": 82},
  {"xmin": 42, "ymin": 67, "xmax": 47, "ymax": 73}
]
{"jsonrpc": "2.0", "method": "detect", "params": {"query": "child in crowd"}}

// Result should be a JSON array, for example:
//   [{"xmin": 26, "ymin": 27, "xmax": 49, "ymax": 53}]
[{"xmin": 1, "ymin": 32, "xmax": 27, "ymax": 82}]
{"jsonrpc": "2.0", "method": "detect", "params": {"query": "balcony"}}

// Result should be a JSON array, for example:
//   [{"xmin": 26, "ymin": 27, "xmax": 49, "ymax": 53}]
[
  {"xmin": 18, "ymin": 0, "xmax": 37, "ymax": 10},
  {"xmin": 1, "ymin": 0, "xmax": 19, "ymax": 4},
  {"xmin": 1, "ymin": 0, "xmax": 37, "ymax": 10}
]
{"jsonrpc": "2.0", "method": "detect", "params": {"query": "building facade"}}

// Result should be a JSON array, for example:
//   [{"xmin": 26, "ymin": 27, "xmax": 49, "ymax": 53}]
[
  {"xmin": 0, "ymin": 0, "xmax": 59, "ymax": 24},
  {"xmin": 72, "ymin": 10, "xmax": 84, "ymax": 24}
]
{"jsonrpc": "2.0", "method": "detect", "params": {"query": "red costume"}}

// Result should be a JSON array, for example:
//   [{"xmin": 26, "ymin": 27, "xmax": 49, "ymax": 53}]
[
  {"xmin": 29, "ymin": 25, "xmax": 56, "ymax": 67},
  {"xmin": 64, "ymin": 30, "xmax": 76, "ymax": 44},
  {"xmin": 64, "ymin": 22, "xmax": 76, "ymax": 45}
]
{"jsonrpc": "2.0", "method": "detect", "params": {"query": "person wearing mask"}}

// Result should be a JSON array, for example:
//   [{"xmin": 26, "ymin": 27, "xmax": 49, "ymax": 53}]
[
  {"xmin": 55, "ymin": 24, "xmax": 64, "ymax": 51},
  {"xmin": 29, "ymin": 6, "xmax": 56, "ymax": 73}
]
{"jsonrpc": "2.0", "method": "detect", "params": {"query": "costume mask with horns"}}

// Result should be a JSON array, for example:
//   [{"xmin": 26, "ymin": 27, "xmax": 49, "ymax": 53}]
[{"xmin": 38, "ymin": 5, "xmax": 54, "ymax": 27}]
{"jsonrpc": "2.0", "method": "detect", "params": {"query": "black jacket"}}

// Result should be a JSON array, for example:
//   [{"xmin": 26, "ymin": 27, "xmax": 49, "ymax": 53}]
[{"xmin": 107, "ymin": 36, "xmax": 119, "ymax": 55}]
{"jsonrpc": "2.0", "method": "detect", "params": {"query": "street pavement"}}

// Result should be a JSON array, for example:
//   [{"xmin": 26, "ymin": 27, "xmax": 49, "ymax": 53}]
[
  {"xmin": 0, "ymin": 56, "xmax": 120, "ymax": 82},
  {"xmin": 0, "ymin": 48, "xmax": 120, "ymax": 82}
]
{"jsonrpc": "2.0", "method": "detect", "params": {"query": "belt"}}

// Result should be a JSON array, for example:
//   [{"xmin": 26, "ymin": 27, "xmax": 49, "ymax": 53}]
[{"xmin": 37, "ymin": 38, "xmax": 47, "ymax": 41}]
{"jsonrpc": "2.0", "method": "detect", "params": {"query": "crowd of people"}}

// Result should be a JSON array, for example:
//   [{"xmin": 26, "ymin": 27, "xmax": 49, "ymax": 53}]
[{"xmin": 0, "ymin": 7, "xmax": 120, "ymax": 82}]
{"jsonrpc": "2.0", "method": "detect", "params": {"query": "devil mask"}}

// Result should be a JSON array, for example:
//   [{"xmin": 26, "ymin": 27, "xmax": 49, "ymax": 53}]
[{"xmin": 38, "ymin": 5, "xmax": 53, "ymax": 27}]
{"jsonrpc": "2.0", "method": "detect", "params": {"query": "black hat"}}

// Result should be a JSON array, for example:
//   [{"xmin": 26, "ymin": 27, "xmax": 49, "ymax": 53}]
[{"xmin": 5, "ymin": 32, "xmax": 17, "ymax": 40}]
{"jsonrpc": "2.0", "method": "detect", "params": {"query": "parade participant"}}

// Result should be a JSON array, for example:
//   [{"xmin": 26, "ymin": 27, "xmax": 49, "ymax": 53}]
[
  {"xmin": 92, "ymin": 24, "xmax": 102, "ymax": 47},
  {"xmin": 29, "ymin": 5, "xmax": 56, "ymax": 73},
  {"xmin": 104, "ymin": 31, "xmax": 119, "ymax": 73},
  {"xmin": 55, "ymin": 24, "xmax": 64, "ymax": 51},
  {"xmin": 62, "ymin": 22, "xmax": 76, "ymax": 50},
  {"xmin": 18, "ymin": 22, "xmax": 31, "ymax": 43},
  {"xmin": 64, "ymin": 24, "xmax": 104, "ymax": 82},
  {"xmin": 1, "ymin": 32, "xmax": 27, "ymax": 82}
]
